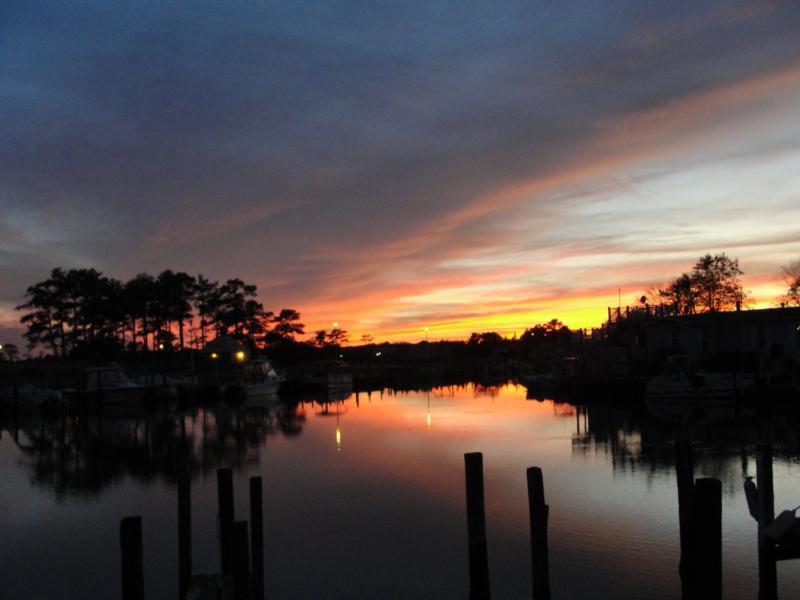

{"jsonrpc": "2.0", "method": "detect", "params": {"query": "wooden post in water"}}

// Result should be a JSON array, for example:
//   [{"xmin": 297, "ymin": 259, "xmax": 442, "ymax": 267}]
[
  {"xmin": 250, "ymin": 477, "xmax": 264, "ymax": 600},
  {"xmin": 12, "ymin": 372, "xmax": 19, "ymax": 417},
  {"xmin": 217, "ymin": 468, "xmax": 235, "ymax": 575},
  {"xmin": 691, "ymin": 478, "xmax": 722, "ymax": 600},
  {"xmin": 756, "ymin": 444, "xmax": 777, "ymax": 600},
  {"xmin": 96, "ymin": 369, "xmax": 104, "ymax": 411},
  {"xmin": 464, "ymin": 452, "xmax": 490, "ymax": 599},
  {"xmin": 178, "ymin": 474, "xmax": 192, "ymax": 600},
  {"xmin": 120, "ymin": 516, "xmax": 144, "ymax": 600},
  {"xmin": 675, "ymin": 439, "xmax": 694, "ymax": 587},
  {"xmin": 232, "ymin": 520, "xmax": 251, "ymax": 600},
  {"xmin": 526, "ymin": 467, "xmax": 551, "ymax": 600}
]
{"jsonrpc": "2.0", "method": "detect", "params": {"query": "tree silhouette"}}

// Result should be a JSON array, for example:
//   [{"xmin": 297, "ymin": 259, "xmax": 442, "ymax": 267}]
[
  {"xmin": 17, "ymin": 267, "xmax": 122, "ymax": 356},
  {"xmin": 690, "ymin": 253, "xmax": 745, "ymax": 312},
  {"xmin": 1, "ymin": 343, "xmax": 19, "ymax": 361},
  {"xmin": 520, "ymin": 319, "xmax": 571, "ymax": 345},
  {"xmin": 210, "ymin": 279, "xmax": 271, "ymax": 345},
  {"xmin": 154, "ymin": 270, "xmax": 195, "ymax": 350},
  {"xmin": 265, "ymin": 308, "xmax": 305, "ymax": 345},
  {"xmin": 327, "ymin": 327, "xmax": 349, "ymax": 348},
  {"xmin": 312, "ymin": 329, "xmax": 328, "ymax": 348},
  {"xmin": 17, "ymin": 270, "xmax": 65, "ymax": 356},
  {"xmin": 654, "ymin": 253, "xmax": 746, "ymax": 314},
  {"xmin": 780, "ymin": 260, "xmax": 800, "ymax": 306},
  {"xmin": 658, "ymin": 273, "xmax": 697, "ymax": 315},
  {"xmin": 192, "ymin": 275, "xmax": 219, "ymax": 348},
  {"xmin": 16, "ymin": 268, "xmax": 296, "ymax": 357},
  {"xmin": 123, "ymin": 273, "xmax": 156, "ymax": 351}
]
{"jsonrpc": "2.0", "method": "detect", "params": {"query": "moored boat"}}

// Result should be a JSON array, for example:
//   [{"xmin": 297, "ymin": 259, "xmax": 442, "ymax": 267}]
[
  {"xmin": 241, "ymin": 358, "xmax": 283, "ymax": 397},
  {"xmin": 82, "ymin": 364, "xmax": 147, "ymax": 406},
  {"xmin": 645, "ymin": 372, "xmax": 754, "ymax": 401}
]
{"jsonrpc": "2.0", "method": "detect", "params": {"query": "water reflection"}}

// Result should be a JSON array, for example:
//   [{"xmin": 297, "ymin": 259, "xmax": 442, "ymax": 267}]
[
  {"xmin": 1, "ymin": 402, "xmax": 307, "ymax": 496},
  {"xmin": 1, "ymin": 384, "xmax": 799, "ymax": 599},
  {"xmin": 565, "ymin": 396, "xmax": 800, "ymax": 485}
]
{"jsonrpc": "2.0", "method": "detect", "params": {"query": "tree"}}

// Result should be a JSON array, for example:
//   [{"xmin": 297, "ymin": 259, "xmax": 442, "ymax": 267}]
[
  {"xmin": 658, "ymin": 273, "xmax": 697, "ymax": 316},
  {"xmin": 206, "ymin": 278, "xmax": 272, "ymax": 346},
  {"xmin": 327, "ymin": 327, "xmax": 349, "ymax": 348},
  {"xmin": 312, "ymin": 329, "xmax": 328, "ymax": 348},
  {"xmin": 690, "ymin": 253, "xmax": 745, "ymax": 312},
  {"xmin": 520, "ymin": 319, "xmax": 571, "ymax": 345},
  {"xmin": 1, "ymin": 343, "xmax": 19, "ymax": 361},
  {"xmin": 17, "ymin": 267, "xmax": 123, "ymax": 356},
  {"xmin": 270, "ymin": 309, "xmax": 305, "ymax": 341},
  {"xmin": 15, "ymin": 268, "xmax": 283, "ymax": 356},
  {"xmin": 17, "ymin": 270, "xmax": 66, "ymax": 356},
  {"xmin": 193, "ymin": 275, "xmax": 219, "ymax": 348},
  {"xmin": 467, "ymin": 332, "xmax": 503, "ymax": 346},
  {"xmin": 123, "ymin": 273, "xmax": 156, "ymax": 351},
  {"xmin": 654, "ymin": 253, "xmax": 746, "ymax": 314},
  {"xmin": 154, "ymin": 270, "xmax": 195, "ymax": 350},
  {"xmin": 780, "ymin": 259, "xmax": 800, "ymax": 306}
]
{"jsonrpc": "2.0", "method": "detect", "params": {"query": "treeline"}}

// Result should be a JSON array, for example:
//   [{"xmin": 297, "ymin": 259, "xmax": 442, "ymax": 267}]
[
  {"xmin": 16, "ymin": 268, "xmax": 305, "ymax": 357},
  {"xmin": 648, "ymin": 253, "xmax": 747, "ymax": 315}
]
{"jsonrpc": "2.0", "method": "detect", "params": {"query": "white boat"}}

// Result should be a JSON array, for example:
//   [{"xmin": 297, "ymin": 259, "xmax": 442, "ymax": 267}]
[
  {"xmin": 241, "ymin": 358, "xmax": 283, "ymax": 397},
  {"xmin": 645, "ymin": 372, "xmax": 754, "ymax": 401},
  {"xmin": 84, "ymin": 365, "xmax": 147, "ymax": 405}
]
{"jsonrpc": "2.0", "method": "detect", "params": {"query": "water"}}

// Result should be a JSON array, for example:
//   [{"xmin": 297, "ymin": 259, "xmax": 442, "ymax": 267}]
[{"xmin": 1, "ymin": 383, "xmax": 799, "ymax": 599}]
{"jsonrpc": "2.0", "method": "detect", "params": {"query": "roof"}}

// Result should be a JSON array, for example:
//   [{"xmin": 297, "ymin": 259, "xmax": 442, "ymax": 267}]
[
  {"xmin": 203, "ymin": 335, "xmax": 247, "ymax": 354},
  {"xmin": 622, "ymin": 306, "xmax": 800, "ymax": 331}
]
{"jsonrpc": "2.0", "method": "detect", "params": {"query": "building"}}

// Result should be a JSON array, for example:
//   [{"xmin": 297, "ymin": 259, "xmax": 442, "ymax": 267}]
[{"xmin": 604, "ymin": 306, "xmax": 800, "ymax": 383}]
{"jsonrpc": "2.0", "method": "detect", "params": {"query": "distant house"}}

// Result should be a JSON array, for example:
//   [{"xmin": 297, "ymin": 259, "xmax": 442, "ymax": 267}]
[
  {"xmin": 608, "ymin": 306, "xmax": 800, "ymax": 365},
  {"xmin": 202, "ymin": 335, "xmax": 249, "ymax": 364}
]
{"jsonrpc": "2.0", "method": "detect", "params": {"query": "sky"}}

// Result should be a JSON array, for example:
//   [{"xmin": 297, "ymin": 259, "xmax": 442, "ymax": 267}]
[{"xmin": 2, "ymin": 1, "xmax": 800, "ymax": 345}]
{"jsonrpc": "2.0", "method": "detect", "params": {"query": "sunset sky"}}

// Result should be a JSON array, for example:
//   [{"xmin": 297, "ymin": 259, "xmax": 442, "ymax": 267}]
[{"xmin": 2, "ymin": 2, "xmax": 800, "ymax": 344}]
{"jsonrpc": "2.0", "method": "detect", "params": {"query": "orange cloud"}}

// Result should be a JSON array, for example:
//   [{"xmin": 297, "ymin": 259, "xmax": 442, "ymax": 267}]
[{"xmin": 292, "ymin": 65, "xmax": 800, "ymax": 342}]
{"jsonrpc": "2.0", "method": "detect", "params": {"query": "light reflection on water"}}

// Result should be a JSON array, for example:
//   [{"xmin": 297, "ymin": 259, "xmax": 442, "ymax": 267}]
[{"xmin": 0, "ymin": 383, "xmax": 799, "ymax": 599}]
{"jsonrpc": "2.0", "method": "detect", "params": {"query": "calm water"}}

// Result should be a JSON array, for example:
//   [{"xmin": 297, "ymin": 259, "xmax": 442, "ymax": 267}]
[{"xmin": 1, "ymin": 383, "xmax": 799, "ymax": 599}]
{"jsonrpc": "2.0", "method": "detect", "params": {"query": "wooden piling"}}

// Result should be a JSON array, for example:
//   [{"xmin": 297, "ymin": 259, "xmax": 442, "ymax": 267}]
[
  {"xmin": 464, "ymin": 452, "xmax": 490, "ymax": 599},
  {"xmin": 675, "ymin": 439, "xmax": 694, "ymax": 582},
  {"xmin": 217, "ymin": 468, "xmax": 235, "ymax": 575},
  {"xmin": 120, "ymin": 516, "xmax": 144, "ymax": 600},
  {"xmin": 96, "ymin": 369, "xmax": 104, "ymax": 410},
  {"xmin": 232, "ymin": 520, "xmax": 251, "ymax": 600},
  {"xmin": 691, "ymin": 478, "xmax": 722, "ymax": 600},
  {"xmin": 12, "ymin": 375, "xmax": 19, "ymax": 416},
  {"xmin": 756, "ymin": 444, "xmax": 777, "ymax": 600},
  {"xmin": 250, "ymin": 477, "xmax": 264, "ymax": 600},
  {"xmin": 178, "ymin": 474, "xmax": 192, "ymax": 600},
  {"xmin": 526, "ymin": 467, "xmax": 551, "ymax": 600}
]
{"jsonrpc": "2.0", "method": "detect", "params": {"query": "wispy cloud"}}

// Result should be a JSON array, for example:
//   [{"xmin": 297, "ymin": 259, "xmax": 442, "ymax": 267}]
[{"xmin": 1, "ymin": 1, "xmax": 799, "ymax": 342}]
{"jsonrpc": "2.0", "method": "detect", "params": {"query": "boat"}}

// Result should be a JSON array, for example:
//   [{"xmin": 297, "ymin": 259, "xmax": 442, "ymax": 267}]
[
  {"xmin": 82, "ymin": 364, "xmax": 147, "ymax": 406},
  {"xmin": 300, "ymin": 361, "xmax": 353, "ymax": 393},
  {"xmin": 132, "ymin": 372, "xmax": 197, "ymax": 400},
  {"xmin": 645, "ymin": 371, "xmax": 754, "ymax": 401},
  {"xmin": 240, "ymin": 358, "xmax": 283, "ymax": 397}
]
